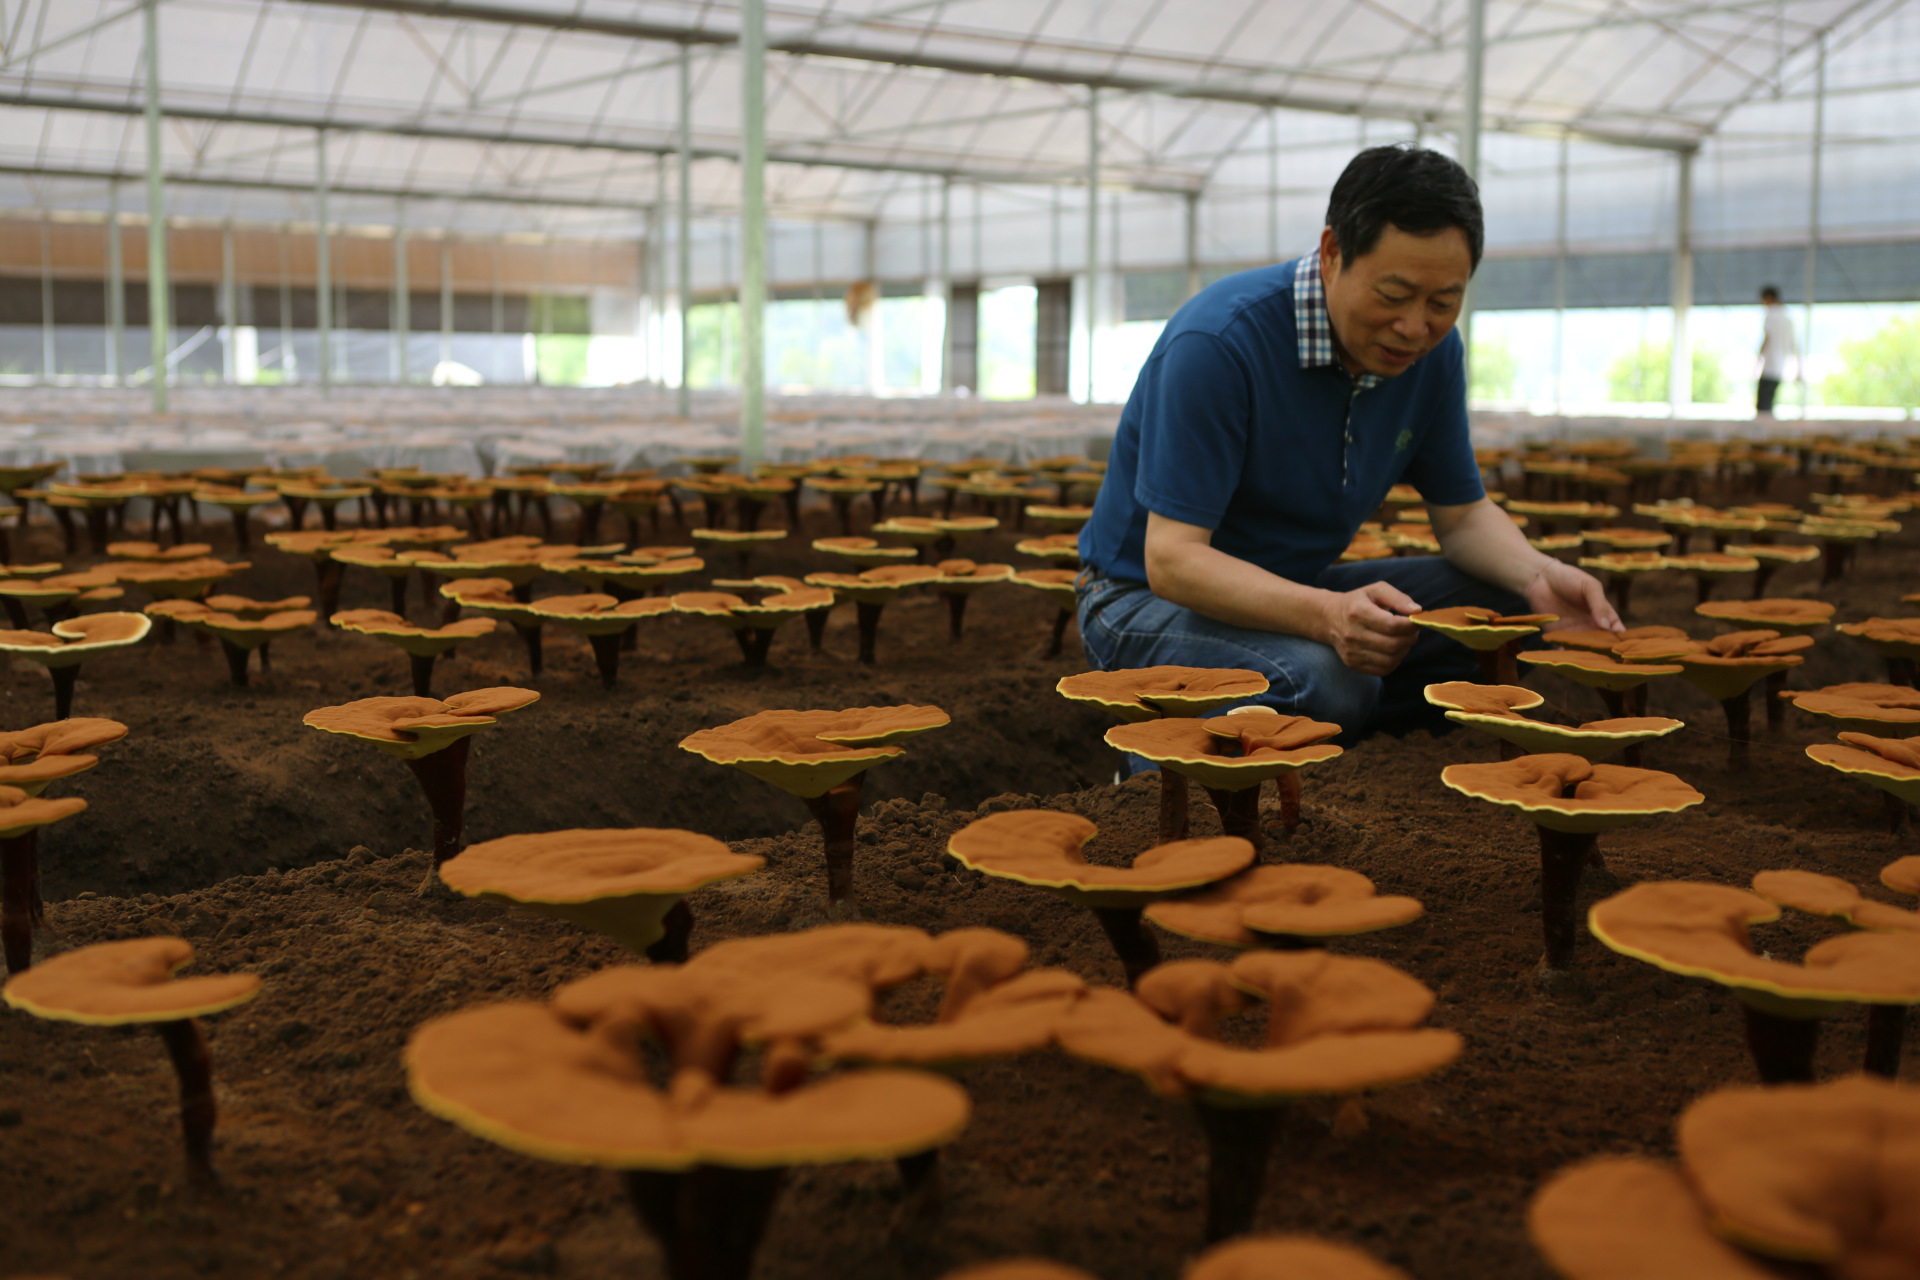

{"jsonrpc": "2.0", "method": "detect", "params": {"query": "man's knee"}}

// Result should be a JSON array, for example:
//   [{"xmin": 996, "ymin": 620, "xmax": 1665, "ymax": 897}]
[{"xmin": 1263, "ymin": 644, "xmax": 1381, "ymax": 738}]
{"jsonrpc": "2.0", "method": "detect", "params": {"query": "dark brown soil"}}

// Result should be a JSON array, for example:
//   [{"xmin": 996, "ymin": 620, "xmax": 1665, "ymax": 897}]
[{"xmin": 2, "ymin": 481, "xmax": 1915, "ymax": 1280}]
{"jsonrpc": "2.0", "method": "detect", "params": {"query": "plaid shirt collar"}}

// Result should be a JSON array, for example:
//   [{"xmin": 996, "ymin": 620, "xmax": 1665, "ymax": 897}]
[{"xmin": 1292, "ymin": 249, "xmax": 1385, "ymax": 392}]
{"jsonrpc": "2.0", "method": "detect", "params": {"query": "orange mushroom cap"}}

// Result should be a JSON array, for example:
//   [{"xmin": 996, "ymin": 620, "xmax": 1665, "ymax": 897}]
[
  {"xmin": 1530, "ymin": 1156, "xmax": 1783, "ymax": 1280},
  {"xmin": 948, "ymin": 810, "xmax": 1253, "ymax": 907},
  {"xmin": 331, "ymin": 609, "xmax": 495, "ymax": 656},
  {"xmin": 1185, "ymin": 1236, "xmax": 1414, "ymax": 1280},
  {"xmin": 0, "ymin": 718, "xmax": 126, "ymax": 795},
  {"xmin": 1696, "ymin": 599, "xmax": 1834, "ymax": 631},
  {"xmin": 1749, "ymin": 860, "xmax": 1920, "ymax": 934},
  {"xmin": 1056, "ymin": 666, "xmax": 1269, "ymax": 722},
  {"xmin": 1146, "ymin": 864, "xmax": 1425, "ymax": 949},
  {"xmin": 1518, "ymin": 648, "xmax": 1685, "ymax": 692},
  {"xmin": 1542, "ymin": 625, "xmax": 1687, "ymax": 653},
  {"xmin": 1784, "ymin": 684, "xmax": 1920, "ymax": 736},
  {"xmin": 2, "ymin": 936, "xmax": 261, "ymax": 1025},
  {"xmin": 0, "ymin": 612, "xmax": 151, "ymax": 667},
  {"xmin": 1410, "ymin": 606, "xmax": 1558, "ymax": 650},
  {"xmin": 1104, "ymin": 715, "xmax": 1342, "ymax": 790},
  {"xmin": 678, "ymin": 705, "xmax": 949, "ymax": 798},
  {"xmin": 303, "ymin": 687, "xmax": 541, "ymax": 759},
  {"xmin": 1442, "ymin": 754, "xmax": 1704, "ymax": 834}
]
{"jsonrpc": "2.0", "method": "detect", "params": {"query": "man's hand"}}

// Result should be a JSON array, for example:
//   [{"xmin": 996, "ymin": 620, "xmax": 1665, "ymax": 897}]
[
  {"xmin": 1524, "ymin": 560, "xmax": 1622, "ymax": 634},
  {"xmin": 1323, "ymin": 580, "xmax": 1422, "ymax": 676}
]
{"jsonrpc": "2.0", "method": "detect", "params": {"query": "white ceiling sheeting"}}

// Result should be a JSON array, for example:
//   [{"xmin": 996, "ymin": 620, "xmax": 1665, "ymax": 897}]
[{"xmin": 0, "ymin": 0, "xmax": 1914, "ymax": 284}]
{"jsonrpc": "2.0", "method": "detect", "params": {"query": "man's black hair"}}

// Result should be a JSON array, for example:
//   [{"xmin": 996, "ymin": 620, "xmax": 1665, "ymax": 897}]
[
  {"xmin": 1760, "ymin": 285, "xmax": 1782, "ymax": 302},
  {"xmin": 1324, "ymin": 144, "xmax": 1484, "ymax": 272}
]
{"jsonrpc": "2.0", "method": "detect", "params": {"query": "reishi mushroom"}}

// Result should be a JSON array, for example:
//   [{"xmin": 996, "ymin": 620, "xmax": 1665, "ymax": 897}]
[
  {"xmin": 439, "ymin": 827, "xmax": 764, "ymax": 963},
  {"xmin": 1671, "ymin": 631, "xmax": 1813, "ymax": 768},
  {"xmin": 329, "ymin": 609, "xmax": 496, "ymax": 695},
  {"xmin": 303, "ymin": 687, "xmax": 541, "ymax": 886},
  {"xmin": 1409, "ymin": 606, "xmax": 1559, "ymax": 684},
  {"xmin": 0, "ymin": 612, "xmax": 152, "ymax": 719},
  {"xmin": 1146, "ymin": 864, "xmax": 1425, "ymax": 952},
  {"xmin": 1588, "ymin": 879, "xmax": 1920, "ymax": 1082},
  {"xmin": 929, "ymin": 559, "xmax": 1013, "ymax": 640},
  {"xmin": 1442, "ymin": 754, "xmax": 1705, "ymax": 970},
  {"xmin": 1838, "ymin": 616, "xmax": 1920, "ymax": 688},
  {"xmin": 1424, "ymin": 680, "xmax": 1682, "ymax": 766},
  {"xmin": 948, "ymin": 810, "xmax": 1254, "ymax": 987},
  {"xmin": 521, "ymin": 593, "xmax": 672, "ymax": 688},
  {"xmin": 1781, "ymin": 683, "xmax": 1920, "ymax": 737},
  {"xmin": 1008, "ymin": 567, "xmax": 1083, "ymax": 658},
  {"xmin": 1055, "ymin": 952, "xmax": 1461, "ymax": 1242},
  {"xmin": 0, "ymin": 717, "xmax": 125, "ymax": 972},
  {"xmin": 803, "ymin": 564, "xmax": 942, "ymax": 664},
  {"xmin": 679, "ymin": 705, "xmax": 949, "ymax": 915},
  {"xmin": 3, "ymin": 936, "xmax": 261, "ymax": 1183},
  {"xmin": 669, "ymin": 587, "xmax": 836, "ymax": 666}
]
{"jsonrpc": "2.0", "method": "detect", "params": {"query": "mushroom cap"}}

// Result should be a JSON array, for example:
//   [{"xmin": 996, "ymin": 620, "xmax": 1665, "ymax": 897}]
[
  {"xmin": 931, "ymin": 560, "xmax": 1014, "ymax": 589},
  {"xmin": 1104, "ymin": 716, "xmax": 1341, "ymax": 790},
  {"xmin": 1055, "ymin": 951, "xmax": 1460, "ymax": 1101},
  {"xmin": 1441, "ymin": 754, "xmax": 1704, "ymax": 833},
  {"xmin": 440, "ymin": 828, "xmax": 764, "ymax": 953},
  {"xmin": 1839, "ymin": 616, "xmax": 1920, "ymax": 660},
  {"xmin": 1008, "ymin": 568, "xmax": 1080, "ymax": 602},
  {"xmin": 1056, "ymin": 666, "xmax": 1270, "ymax": 722},
  {"xmin": 1785, "ymin": 684, "xmax": 1920, "ymax": 736},
  {"xmin": 1186, "ymin": 1236, "xmax": 1414, "ymax": 1280},
  {"xmin": 331, "ymin": 609, "xmax": 495, "ymax": 656},
  {"xmin": 1668, "ymin": 553, "xmax": 1762, "ymax": 575},
  {"xmin": 2, "ymin": 936, "xmax": 261, "ymax": 1025},
  {"xmin": 1750, "ymin": 864, "xmax": 1920, "ymax": 934},
  {"xmin": 1542, "ymin": 625, "xmax": 1688, "ymax": 654},
  {"xmin": 0, "ymin": 718, "xmax": 127, "ymax": 794},
  {"xmin": 438, "ymin": 577, "xmax": 537, "ymax": 621},
  {"xmin": 678, "ymin": 705, "xmax": 950, "ymax": 798},
  {"xmin": 404, "ymin": 979, "xmax": 969, "ymax": 1169},
  {"xmin": 1529, "ymin": 1156, "xmax": 1782, "ymax": 1280},
  {"xmin": 303, "ymin": 687, "xmax": 541, "ymax": 759},
  {"xmin": 204, "ymin": 593, "xmax": 312, "ymax": 618},
  {"xmin": 1580, "ymin": 552, "xmax": 1671, "ymax": 574},
  {"xmin": 939, "ymin": 1264, "xmax": 1095, "ymax": 1280},
  {"xmin": 106, "ymin": 540, "xmax": 216, "ymax": 561},
  {"xmin": 1012, "ymin": 534, "xmax": 1083, "ymax": 560},
  {"xmin": 819, "ymin": 967, "xmax": 1090, "ymax": 1068},
  {"xmin": 0, "ymin": 612, "xmax": 152, "ymax": 667},
  {"xmin": 0, "ymin": 785, "xmax": 87, "ymax": 838},
  {"xmin": 1147, "ymin": 864, "xmax": 1425, "ymax": 948},
  {"xmin": 1886, "ymin": 857, "xmax": 1920, "ymax": 896},
  {"xmin": 196, "ymin": 608, "xmax": 319, "ymax": 648},
  {"xmin": 1696, "ymin": 598, "xmax": 1834, "ymax": 632},
  {"xmin": 1677, "ymin": 1075, "xmax": 1920, "ymax": 1268},
  {"xmin": 1423, "ymin": 681, "xmax": 1547, "ymax": 714},
  {"xmin": 1805, "ymin": 735, "xmax": 1920, "ymax": 804},
  {"xmin": 1612, "ymin": 635, "xmax": 1706, "ymax": 662},
  {"xmin": 1518, "ymin": 648, "xmax": 1684, "ymax": 691},
  {"xmin": 1581, "ymin": 527, "xmax": 1674, "ymax": 549},
  {"xmin": 1588, "ymin": 880, "xmax": 1920, "ymax": 1004},
  {"xmin": 524, "ymin": 593, "xmax": 673, "ymax": 635},
  {"xmin": 804, "ymin": 565, "xmax": 942, "ymax": 602},
  {"xmin": 1410, "ymin": 606, "xmax": 1557, "ymax": 649},
  {"xmin": 812, "ymin": 537, "xmax": 917, "ymax": 562},
  {"xmin": 947, "ymin": 810, "xmax": 1253, "ymax": 907},
  {"xmin": 689, "ymin": 528, "xmax": 789, "ymax": 545},
  {"xmin": 1444, "ymin": 709, "xmax": 1685, "ymax": 761}
]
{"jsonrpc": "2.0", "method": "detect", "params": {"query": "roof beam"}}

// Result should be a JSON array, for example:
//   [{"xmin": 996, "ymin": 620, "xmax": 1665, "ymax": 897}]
[{"xmin": 0, "ymin": 89, "xmax": 1206, "ymax": 193}]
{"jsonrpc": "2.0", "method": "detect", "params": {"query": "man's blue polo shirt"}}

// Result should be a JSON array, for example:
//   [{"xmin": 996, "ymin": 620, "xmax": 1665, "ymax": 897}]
[{"xmin": 1078, "ymin": 251, "xmax": 1484, "ymax": 585}]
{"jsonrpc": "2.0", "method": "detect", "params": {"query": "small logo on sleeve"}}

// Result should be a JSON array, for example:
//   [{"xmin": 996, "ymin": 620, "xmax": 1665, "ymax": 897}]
[{"xmin": 1395, "ymin": 428, "xmax": 1414, "ymax": 453}]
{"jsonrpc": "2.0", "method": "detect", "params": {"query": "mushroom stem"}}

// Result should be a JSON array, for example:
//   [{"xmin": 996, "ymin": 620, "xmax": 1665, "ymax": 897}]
[
  {"xmin": 1765, "ymin": 670, "xmax": 1790, "ymax": 728},
  {"xmin": 1751, "ymin": 562, "xmax": 1777, "ymax": 599},
  {"xmin": 1864, "ymin": 1004, "xmax": 1907, "ymax": 1079},
  {"xmin": 1275, "ymin": 772, "xmax": 1302, "ymax": 838},
  {"xmin": 801, "ymin": 776, "xmax": 865, "ymax": 913},
  {"xmin": 803, "ymin": 610, "xmax": 827, "ymax": 653},
  {"xmin": 1202, "ymin": 785, "xmax": 1263, "ymax": 858},
  {"xmin": 1885, "ymin": 791, "xmax": 1910, "ymax": 835},
  {"xmin": 409, "ymin": 653, "xmax": 436, "ymax": 698},
  {"xmin": 1721, "ymin": 693, "xmax": 1751, "ymax": 770},
  {"xmin": 1597, "ymin": 688, "xmax": 1627, "ymax": 719},
  {"xmin": 156, "ymin": 1017, "xmax": 219, "ymax": 1186},
  {"xmin": 1474, "ymin": 644, "xmax": 1519, "ymax": 686},
  {"xmin": 1613, "ymin": 575, "xmax": 1633, "ymax": 619},
  {"xmin": 404, "ymin": 736, "xmax": 473, "ymax": 870},
  {"xmin": 854, "ymin": 601, "xmax": 884, "ymax": 664},
  {"xmin": 1535, "ymin": 826, "xmax": 1597, "ymax": 971},
  {"xmin": 644, "ymin": 899, "xmax": 695, "ymax": 965},
  {"xmin": 1091, "ymin": 906, "xmax": 1161, "ymax": 989},
  {"xmin": 587, "ymin": 633, "xmax": 623, "ymax": 689},
  {"xmin": 1741, "ymin": 1003, "xmax": 1820, "ymax": 1083},
  {"xmin": 50, "ymin": 665, "xmax": 79, "ymax": 720},
  {"xmin": 1695, "ymin": 577, "xmax": 1714, "ymax": 605},
  {"xmin": 1820, "ymin": 541, "xmax": 1846, "ymax": 584},
  {"xmin": 735, "ymin": 496, "xmax": 765, "ymax": 532},
  {"xmin": 1157, "ymin": 769, "xmax": 1190, "ymax": 843},
  {"xmin": 1046, "ymin": 607, "xmax": 1071, "ymax": 659},
  {"xmin": 314, "ymin": 560, "xmax": 344, "ymax": 619},
  {"xmin": 1, "ymin": 595, "xmax": 28, "ymax": 629},
  {"xmin": 1888, "ymin": 657, "xmax": 1916, "ymax": 689},
  {"xmin": 621, "ymin": 1166, "xmax": 786, "ymax": 1280},
  {"xmin": 511, "ymin": 622, "xmax": 545, "ymax": 677},
  {"xmin": 385, "ymin": 575, "xmax": 408, "ymax": 617},
  {"xmin": 1194, "ymin": 1099, "xmax": 1280, "ymax": 1244},
  {"xmin": 943, "ymin": 592, "xmax": 967, "ymax": 640},
  {"xmin": 732, "ymin": 628, "xmax": 775, "ymax": 667},
  {"xmin": 219, "ymin": 639, "xmax": 251, "ymax": 688},
  {"xmin": 1, "ymin": 831, "xmax": 37, "ymax": 972}
]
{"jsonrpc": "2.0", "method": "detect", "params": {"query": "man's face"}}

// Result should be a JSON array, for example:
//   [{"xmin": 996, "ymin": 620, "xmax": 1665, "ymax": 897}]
[{"xmin": 1319, "ymin": 223, "xmax": 1472, "ymax": 379}]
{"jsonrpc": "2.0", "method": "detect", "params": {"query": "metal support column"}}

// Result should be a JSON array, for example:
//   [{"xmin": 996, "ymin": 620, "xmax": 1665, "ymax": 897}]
[
  {"xmin": 1668, "ymin": 149, "xmax": 1695, "ymax": 418},
  {"xmin": 1802, "ymin": 35, "xmax": 1825, "ymax": 414},
  {"xmin": 1085, "ymin": 86, "xmax": 1100, "ymax": 403},
  {"xmin": 220, "ymin": 222, "xmax": 236, "ymax": 383},
  {"xmin": 739, "ymin": 0, "xmax": 767, "ymax": 464},
  {"xmin": 142, "ymin": 0, "xmax": 170, "ymax": 412},
  {"xmin": 938, "ymin": 175, "xmax": 953, "ymax": 391},
  {"xmin": 39, "ymin": 220, "xmax": 54, "ymax": 381},
  {"xmin": 279, "ymin": 229, "xmax": 295, "ymax": 382},
  {"xmin": 439, "ymin": 237, "xmax": 453, "ymax": 372},
  {"xmin": 106, "ymin": 181, "xmax": 124, "ymax": 382},
  {"xmin": 393, "ymin": 201, "xmax": 409, "ymax": 384},
  {"xmin": 1552, "ymin": 136, "xmax": 1568, "ymax": 415},
  {"xmin": 864, "ymin": 218, "xmax": 884, "ymax": 395},
  {"xmin": 1183, "ymin": 189, "xmax": 1201, "ymax": 302},
  {"xmin": 1457, "ymin": 0, "xmax": 1485, "ymax": 390},
  {"xmin": 676, "ymin": 44, "xmax": 693, "ymax": 416},
  {"xmin": 315, "ymin": 129, "xmax": 332, "ymax": 391}
]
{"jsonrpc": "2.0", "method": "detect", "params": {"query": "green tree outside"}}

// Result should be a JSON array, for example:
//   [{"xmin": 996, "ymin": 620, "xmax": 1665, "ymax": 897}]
[
  {"xmin": 1469, "ymin": 335, "xmax": 1517, "ymax": 401},
  {"xmin": 1822, "ymin": 315, "xmax": 1920, "ymax": 409},
  {"xmin": 1605, "ymin": 340, "xmax": 1728, "ymax": 404}
]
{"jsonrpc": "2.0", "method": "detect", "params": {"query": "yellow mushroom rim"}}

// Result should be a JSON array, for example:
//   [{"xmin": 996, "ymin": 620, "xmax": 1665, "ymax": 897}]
[
  {"xmin": 947, "ymin": 810, "xmax": 1254, "ymax": 909},
  {"xmin": 0, "ymin": 569, "xmax": 121, "ymax": 603},
  {"xmin": 868, "ymin": 518, "xmax": 948, "ymax": 543},
  {"xmin": 1590, "ymin": 880, "xmax": 1920, "ymax": 1008},
  {"xmin": 1423, "ymin": 682, "xmax": 1681, "ymax": 760},
  {"xmin": 1052, "ymin": 951, "xmax": 1462, "ymax": 1103},
  {"xmin": 930, "ymin": 560, "xmax": 1015, "ymax": 590},
  {"xmin": 804, "ymin": 565, "xmax": 943, "ymax": 603},
  {"xmin": 1805, "ymin": 734, "xmax": 1920, "ymax": 806},
  {"xmin": 1695, "ymin": 598, "xmax": 1834, "ymax": 632},
  {"xmin": 439, "ymin": 828, "xmax": 764, "ymax": 953},
  {"xmin": 1724, "ymin": 543, "xmax": 1823, "ymax": 567},
  {"xmin": 689, "ymin": 528, "xmax": 790, "ymax": 545},
  {"xmin": 1539, "ymin": 625, "xmax": 1690, "ymax": 653},
  {"xmin": 1579, "ymin": 553, "xmax": 1671, "ymax": 575},
  {"xmin": 1780, "ymin": 683, "xmax": 1920, "ymax": 736},
  {"xmin": 1056, "ymin": 666, "xmax": 1271, "ymax": 723},
  {"xmin": 1146, "ymin": 864, "xmax": 1425, "ymax": 949},
  {"xmin": 1673, "ymin": 631, "xmax": 1811, "ymax": 701},
  {"xmin": 303, "ymin": 687, "xmax": 541, "ymax": 760},
  {"xmin": 1104, "ymin": 715, "xmax": 1342, "ymax": 791},
  {"xmin": 0, "ymin": 784, "xmax": 87, "ymax": 838},
  {"xmin": 189, "ymin": 608, "xmax": 318, "ymax": 649},
  {"xmin": 1423, "ymin": 680, "xmax": 1547, "ymax": 714},
  {"xmin": 1441, "ymin": 753, "xmax": 1705, "ymax": 835},
  {"xmin": 437, "ymin": 577, "xmax": 538, "ymax": 623},
  {"xmin": 1581, "ymin": 528, "xmax": 1673, "ymax": 549},
  {"xmin": 811, "ymin": 537, "xmax": 918, "ymax": 562},
  {"xmin": 1530, "ymin": 534, "xmax": 1587, "ymax": 552},
  {"xmin": 1009, "ymin": 568, "xmax": 1080, "ymax": 603},
  {"xmin": 0, "ymin": 612, "xmax": 152, "ymax": 667},
  {"xmin": 670, "ymin": 587, "xmax": 837, "ymax": 627},
  {"xmin": 1666, "ymin": 553, "xmax": 1762, "ymax": 576},
  {"xmin": 1839, "ymin": 616, "xmax": 1920, "ymax": 660},
  {"xmin": 1409, "ymin": 606, "xmax": 1559, "ymax": 650},
  {"xmin": 522, "ymin": 593, "xmax": 674, "ymax": 635},
  {"xmin": 105, "ymin": 558, "xmax": 252, "ymax": 598},
  {"xmin": 679, "ymin": 705, "xmax": 950, "ymax": 798},
  {"xmin": 1013, "ymin": 534, "xmax": 1084, "ymax": 560},
  {"xmin": 0, "ymin": 563, "xmax": 66, "ymax": 580},
  {"xmin": 1750, "ymin": 858, "xmax": 1920, "ymax": 934},
  {"xmin": 0, "ymin": 718, "xmax": 126, "ymax": 795},
  {"xmin": 105, "ymin": 541, "xmax": 215, "ymax": 561},
  {"xmin": 330, "ymin": 609, "xmax": 496, "ymax": 656},
  {"xmin": 2, "ymin": 936, "xmax": 261, "ymax": 1026}
]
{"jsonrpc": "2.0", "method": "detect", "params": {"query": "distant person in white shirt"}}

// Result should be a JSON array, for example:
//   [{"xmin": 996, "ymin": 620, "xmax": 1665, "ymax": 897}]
[{"xmin": 1756, "ymin": 285, "xmax": 1799, "ymax": 419}]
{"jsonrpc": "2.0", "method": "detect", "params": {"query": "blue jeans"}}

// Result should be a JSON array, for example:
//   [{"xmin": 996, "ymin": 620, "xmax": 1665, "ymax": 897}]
[{"xmin": 1076, "ymin": 556, "xmax": 1526, "ymax": 751}]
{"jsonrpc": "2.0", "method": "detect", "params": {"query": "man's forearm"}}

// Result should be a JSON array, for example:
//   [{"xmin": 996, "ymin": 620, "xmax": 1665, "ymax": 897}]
[
  {"xmin": 1144, "ymin": 539, "xmax": 1334, "ymax": 642},
  {"xmin": 1434, "ymin": 500, "xmax": 1556, "ymax": 597}
]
